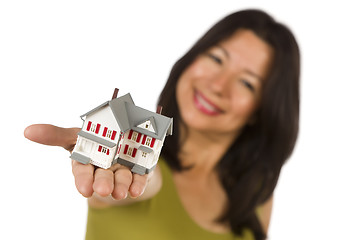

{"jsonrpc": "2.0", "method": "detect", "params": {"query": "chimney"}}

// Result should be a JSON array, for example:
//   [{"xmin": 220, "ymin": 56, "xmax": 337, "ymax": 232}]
[
  {"xmin": 112, "ymin": 88, "xmax": 119, "ymax": 100},
  {"xmin": 156, "ymin": 105, "xmax": 163, "ymax": 115}
]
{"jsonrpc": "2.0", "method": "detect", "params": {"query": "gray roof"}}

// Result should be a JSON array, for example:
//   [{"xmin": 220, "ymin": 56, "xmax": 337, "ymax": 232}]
[
  {"xmin": 80, "ymin": 93, "xmax": 173, "ymax": 140},
  {"xmin": 80, "ymin": 93, "xmax": 134, "ymax": 122}
]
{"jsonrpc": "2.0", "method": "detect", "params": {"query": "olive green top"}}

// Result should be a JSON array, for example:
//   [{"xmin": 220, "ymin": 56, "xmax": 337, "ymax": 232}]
[{"xmin": 85, "ymin": 159, "xmax": 254, "ymax": 240}]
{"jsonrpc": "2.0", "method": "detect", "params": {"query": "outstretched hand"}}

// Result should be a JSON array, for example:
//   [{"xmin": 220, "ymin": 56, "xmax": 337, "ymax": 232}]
[{"xmin": 24, "ymin": 124, "xmax": 149, "ymax": 200}]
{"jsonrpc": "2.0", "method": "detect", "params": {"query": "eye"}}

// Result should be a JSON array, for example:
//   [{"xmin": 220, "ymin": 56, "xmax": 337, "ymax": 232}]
[
  {"xmin": 205, "ymin": 53, "xmax": 223, "ymax": 65},
  {"xmin": 240, "ymin": 79, "xmax": 255, "ymax": 92}
]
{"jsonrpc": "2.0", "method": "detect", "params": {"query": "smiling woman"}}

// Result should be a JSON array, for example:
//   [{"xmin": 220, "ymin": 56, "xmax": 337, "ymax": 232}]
[
  {"xmin": 24, "ymin": 9, "xmax": 300, "ymax": 240},
  {"xmin": 176, "ymin": 30, "xmax": 273, "ymax": 139},
  {"xmin": 158, "ymin": 9, "xmax": 300, "ymax": 240}
]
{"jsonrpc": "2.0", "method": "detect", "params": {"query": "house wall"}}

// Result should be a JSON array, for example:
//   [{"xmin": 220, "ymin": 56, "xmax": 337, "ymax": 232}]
[
  {"xmin": 90, "ymin": 143, "xmax": 116, "ymax": 169},
  {"xmin": 77, "ymin": 105, "xmax": 122, "ymax": 168},
  {"xmin": 82, "ymin": 105, "xmax": 121, "ymax": 144},
  {"xmin": 76, "ymin": 105, "xmax": 168, "ymax": 170},
  {"xmin": 73, "ymin": 135, "xmax": 117, "ymax": 169},
  {"xmin": 117, "ymin": 130, "xmax": 162, "ymax": 169},
  {"xmin": 152, "ymin": 135, "xmax": 166, "ymax": 166}
]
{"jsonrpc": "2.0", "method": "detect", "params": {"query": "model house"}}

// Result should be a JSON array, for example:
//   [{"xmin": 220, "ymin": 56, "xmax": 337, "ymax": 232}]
[{"xmin": 70, "ymin": 89, "xmax": 173, "ymax": 175}]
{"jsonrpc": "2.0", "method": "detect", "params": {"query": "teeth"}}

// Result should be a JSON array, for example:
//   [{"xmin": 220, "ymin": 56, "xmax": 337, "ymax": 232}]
[{"xmin": 196, "ymin": 93, "xmax": 218, "ymax": 113}]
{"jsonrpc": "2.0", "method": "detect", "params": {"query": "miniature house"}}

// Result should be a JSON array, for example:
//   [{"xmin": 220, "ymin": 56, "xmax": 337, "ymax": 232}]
[{"xmin": 70, "ymin": 90, "xmax": 173, "ymax": 175}]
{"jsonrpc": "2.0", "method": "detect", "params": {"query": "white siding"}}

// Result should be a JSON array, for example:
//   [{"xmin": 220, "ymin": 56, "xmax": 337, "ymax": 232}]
[{"xmin": 82, "ymin": 105, "xmax": 121, "ymax": 143}]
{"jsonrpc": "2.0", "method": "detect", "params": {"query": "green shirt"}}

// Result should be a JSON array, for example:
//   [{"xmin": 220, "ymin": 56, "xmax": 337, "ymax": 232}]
[{"xmin": 86, "ymin": 159, "xmax": 254, "ymax": 240}]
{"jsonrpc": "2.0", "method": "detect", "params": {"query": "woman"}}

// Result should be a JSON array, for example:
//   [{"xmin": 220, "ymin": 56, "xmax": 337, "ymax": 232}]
[{"xmin": 25, "ymin": 9, "xmax": 300, "ymax": 240}]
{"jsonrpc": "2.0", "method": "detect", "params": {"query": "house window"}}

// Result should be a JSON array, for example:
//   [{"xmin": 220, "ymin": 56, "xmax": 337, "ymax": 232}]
[
  {"xmin": 125, "ymin": 147, "xmax": 137, "ymax": 158},
  {"xmin": 131, "ymin": 132, "xmax": 138, "ymax": 142},
  {"xmin": 143, "ymin": 137, "xmax": 156, "ymax": 148},
  {"xmin": 102, "ymin": 128, "xmax": 117, "ymax": 140},
  {"xmin": 130, "ymin": 131, "xmax": 141, "ymax": 143},
  {"xmin": 107, "ymin": 130, "xmax": 112, "ymax": 138},
  {"xmin": 89, "ymin": 123, "xmax": 100, "ymax": 134},
  {"xmin": 145, "ymin": 137, "xmax": 151, "ymax": 147},
  {"xmin": 127, "ymin": 147, "xmax": 133, "ymax": 157},
  {"xmin": 142, "ymin": 152, "xmax": 147, "ymax": 158},
  {"xmin": 98, "ymin": 146, "xmax": 109, "ymax": 155}
]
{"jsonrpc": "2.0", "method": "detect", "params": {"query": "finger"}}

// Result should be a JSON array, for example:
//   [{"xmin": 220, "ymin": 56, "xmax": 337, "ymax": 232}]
[
  {"xmin": 129, "ymin": 173, "xmax": 149, "ymax": 198},
  {"xmin": 24, "ymin": 124, "xmax": 80, "ymax": 152},
  {"xmin": 112, "ymin": 165, "xmax": 133, "ymax": 200},
  {"xmin": 93, "ymin": 168, "xmax": 116, "ymax": 197},
  {"xmin": 72, "ymin": 160, "xmax": 95, "ymax": 197}
]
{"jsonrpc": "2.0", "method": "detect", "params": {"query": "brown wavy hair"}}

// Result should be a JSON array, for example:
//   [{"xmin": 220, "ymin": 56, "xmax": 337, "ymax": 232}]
[{"xmin": 158, "ymin": 9, "xmax": 300, "ymax": 240}]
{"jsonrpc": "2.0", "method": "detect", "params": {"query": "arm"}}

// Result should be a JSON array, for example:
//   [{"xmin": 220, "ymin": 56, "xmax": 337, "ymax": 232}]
[
  {"xmin": 24, "ymin": 124, "xmax": 162, "ymax": 207},
  {"xmin": 257, "ymin": 195, "xmax": 273, "ymax": 233}
]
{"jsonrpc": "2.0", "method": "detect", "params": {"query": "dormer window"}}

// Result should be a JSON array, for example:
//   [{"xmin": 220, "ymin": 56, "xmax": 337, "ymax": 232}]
[{"xmin": 136, "ymin": 117, "xmax": 157, "ymax": 134}]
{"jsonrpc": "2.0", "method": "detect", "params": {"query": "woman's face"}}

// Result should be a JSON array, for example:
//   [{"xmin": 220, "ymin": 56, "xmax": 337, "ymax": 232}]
[{"xmin": 176, "ymin": 29, "xmax": 273, "ymax": 138}]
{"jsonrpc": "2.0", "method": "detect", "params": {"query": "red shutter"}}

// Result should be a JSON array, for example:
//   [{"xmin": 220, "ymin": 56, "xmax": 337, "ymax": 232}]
[
  {"xmin": 117, "ymin": 145, "xmax": 121, "ymax": 154},
  {"xmin": 136, "ymin": 133, "xmax": 142, "ymax": 143},
  {"xmin": 123, "ymin": 144, "xmax": 129, "ymax": 154},
  {"xmin": 111, "ymin": 131, "xmax": 117, "ymax": 140},
  {"xmin": 87, "ymin": 121, "xmax": 92, "ymax": 131},
  {"xmin": 102, "ymin": 127, "xmax": 108, "ymax": 137},
  {"xmin": 106, "ymin": 149, "xmax": 109, "ymax": 155},
  {"xmin": 128, "ymin": 130, "xmax": 133, "ymax": 139},
  {"xmin": 142, "ymin": 135, "xmax": 147, "ymax": 145},
  {"xmin": 132, "ymin": 148, "xmax": 137, "ymax": 158},
  {"xmin": 95, "ymin": 124, "xmax": 101, "ymax": 134},
  {"xmin": 98, "ymin": 146, "xmax": 102, "ymax": 152},
  {"xmin": 150, "ymin": 138, "xmax": 156, "ymax": 148}
]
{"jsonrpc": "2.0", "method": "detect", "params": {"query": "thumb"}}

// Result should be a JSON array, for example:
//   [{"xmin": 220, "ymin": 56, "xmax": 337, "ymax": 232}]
[{"xmin": 24, "ymin": 124, "xmax": 80, "ymax": 152}]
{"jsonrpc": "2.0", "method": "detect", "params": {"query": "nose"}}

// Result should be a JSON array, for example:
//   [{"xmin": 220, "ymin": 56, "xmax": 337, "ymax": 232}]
[{"xmin": 209, "ymin": 71, "xmax": 232, "ymax": 96}]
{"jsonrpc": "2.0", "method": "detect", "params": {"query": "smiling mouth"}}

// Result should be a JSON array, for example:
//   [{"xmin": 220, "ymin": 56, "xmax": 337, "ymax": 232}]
[{"xmin": 194, "ymin": 91, "xmax": 223, "ymax": 116}]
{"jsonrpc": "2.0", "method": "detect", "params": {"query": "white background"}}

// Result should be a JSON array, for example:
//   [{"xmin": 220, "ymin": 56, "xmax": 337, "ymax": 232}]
[{"xmin": 1, "ymin": 1, "xmax": 359, "ymax": 239}]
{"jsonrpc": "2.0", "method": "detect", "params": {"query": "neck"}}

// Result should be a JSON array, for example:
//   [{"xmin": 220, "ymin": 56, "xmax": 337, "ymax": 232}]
[{"xmin": 178, "ymin": 124, "xmax": 238, "ymax": 175}]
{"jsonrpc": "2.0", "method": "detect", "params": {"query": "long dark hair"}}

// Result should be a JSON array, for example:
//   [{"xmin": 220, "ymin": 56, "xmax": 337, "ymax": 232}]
[{"xmin": 158, "ymin": 9, "xmax": 300, "ymax": 240}]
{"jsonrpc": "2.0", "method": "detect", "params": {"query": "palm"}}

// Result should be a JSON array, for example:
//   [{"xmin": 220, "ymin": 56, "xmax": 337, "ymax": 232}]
[{"xmin": 24, "ymin": 124, "xmax": 148, "ymax": 199}]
